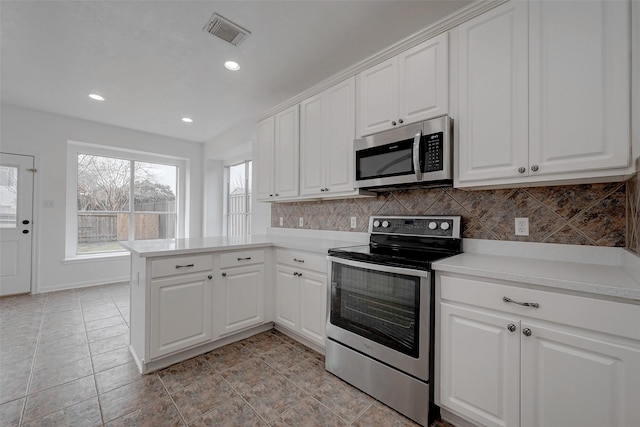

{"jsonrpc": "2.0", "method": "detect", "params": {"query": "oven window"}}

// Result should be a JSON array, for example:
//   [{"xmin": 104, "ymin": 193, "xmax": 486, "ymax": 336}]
[
  {"xmin": 330, "ymin": 262, "xmax": 420, "ymax": 358},
  {"xmin": 356, "ymin": 139, "xmax": 414, "ymax": 180}
]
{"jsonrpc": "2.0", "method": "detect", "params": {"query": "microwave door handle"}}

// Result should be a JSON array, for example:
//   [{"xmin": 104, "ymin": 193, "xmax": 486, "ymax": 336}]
[{"xmin": 413, "ymin": 131, "xmax": 422, "ymax": 181}]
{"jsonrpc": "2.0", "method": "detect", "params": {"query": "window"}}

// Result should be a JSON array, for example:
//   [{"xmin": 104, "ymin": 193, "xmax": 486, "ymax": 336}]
[
  {"xmin": 225, "ymin": 160, "xmax": 252, "ymax": 236},
  {"xmin": 0, "ymin": 166, "xmax": 18, "ymax": 228},
  {"xmin": 67, "ymin": 142, "xmax": 185, "ymax": 258}
]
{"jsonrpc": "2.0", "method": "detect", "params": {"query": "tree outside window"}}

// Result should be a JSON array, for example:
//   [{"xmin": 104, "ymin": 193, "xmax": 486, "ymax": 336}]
[{"xmin": 77, "ymin": 154, "xmax": 177, "ymax": 254}]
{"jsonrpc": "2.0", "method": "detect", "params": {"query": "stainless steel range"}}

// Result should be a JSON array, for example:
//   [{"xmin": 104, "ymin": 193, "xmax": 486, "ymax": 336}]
[{"xmin": 326, "ymin": 215, "xmax": 462, "ymax": 426}]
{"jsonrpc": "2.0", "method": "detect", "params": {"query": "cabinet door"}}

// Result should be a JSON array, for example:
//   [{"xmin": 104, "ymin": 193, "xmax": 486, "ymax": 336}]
[
  {"xmin": 274, "ymin": 105, "xmax": 300, "ymax": 198},
  {"xmin": 256, "ymin": 117, "xmax": 275, "ymax": 200},
  {"xmin": 324, "ymin": 77, "xmax": 356, "ymax": 195},
  {"xmin": 300, "ymin": 92, "xmax": 325, "ymax": 196},
  {"xmin": 218, "ymin": 264, "xmax": 264, "ymax": 336},
  {"xmin": 275, "ymin": 265, "xmax": 299, "ymax": 330},
  {"xmin": 298, "ymin": 270, "xmax": 327, "ymax": 346},
  {"xmin": 398, "ymin": 32, "xmax": 449, "ymax": 125},
  {"xmin": 149, "ymin": 273, "xmax": 213, "ymax": 359},
  {"xmin": 440, "ymin": 303, "xmax": 520, "ymax": 427},
  {"xmin": 528, "ymin": 0, "xmax": 630, "ymax": 176},
  {"xmin": 357, "ymin": 57, "xmax": 398, "ymax": 136},
  {"xmin": 521, "ymin": 321, "xmax": 640, "ymax": 427},
  {"xmin": 456, "ymin": 1, "xmax": 529, "ymax": 183}
]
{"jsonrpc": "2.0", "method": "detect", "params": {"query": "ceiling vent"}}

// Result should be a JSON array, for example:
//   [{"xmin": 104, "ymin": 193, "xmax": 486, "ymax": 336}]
[{"xmin": 203, "ymin": 13, "xmax": 250, "ymax": 47}]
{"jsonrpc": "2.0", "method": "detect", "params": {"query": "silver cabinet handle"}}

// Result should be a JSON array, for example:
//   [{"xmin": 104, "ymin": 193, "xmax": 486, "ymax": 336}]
[
  {"xmin": 503, "ymin": 296, "xmax": 540, "ymax": 309},
  {"xmin": 507, "ymin": 324, "xmax": 517, "ymax": 332},
  {"xmin": 522, "ymin": 328, "xmax": 532, "ymax": 337},
  {"xmin": 175, "ymin": 264, "xmax": 194, "ymax": 269},
  {"xmin": 293, "ymin": 258, "xmax": 305, "ymax": 263},
  {"xmin": 531, "ymin": 165, "xmax": 539, "ymax": 172},
  {"xmin": 221, "ymin": 272, "xmax": 227, "ymax": 277},
  {"xmin": 518, "ymin": 167, "xmax": 526, "ymax": 174},
  {"xmin": 237, "ymin": 257, "xmax": 252, "ymax": 261}
]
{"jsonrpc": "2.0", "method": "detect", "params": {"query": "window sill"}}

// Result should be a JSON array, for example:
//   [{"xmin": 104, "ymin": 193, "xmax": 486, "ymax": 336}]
[{"xmin": 63, "ymin": 252, "xmax": 130, "ymax": 264}]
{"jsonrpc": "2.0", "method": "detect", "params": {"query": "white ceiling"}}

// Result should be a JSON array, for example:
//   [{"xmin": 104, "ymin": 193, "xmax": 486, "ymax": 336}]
[{"xmin": 1, "ymin": 1, "xmax": 472, "ymax": 144}]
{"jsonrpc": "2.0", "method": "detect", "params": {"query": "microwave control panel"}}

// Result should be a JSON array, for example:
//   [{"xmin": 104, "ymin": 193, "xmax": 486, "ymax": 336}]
[{"xmin": 423, "ymin": 132, "xmax": 443, "ymax": 172}]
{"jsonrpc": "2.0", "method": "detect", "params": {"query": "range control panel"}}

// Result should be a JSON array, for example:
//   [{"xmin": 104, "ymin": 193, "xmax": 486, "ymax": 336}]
[{"xmin": 369, "ymin": 216, "xmax": 461, "ymax": 239}]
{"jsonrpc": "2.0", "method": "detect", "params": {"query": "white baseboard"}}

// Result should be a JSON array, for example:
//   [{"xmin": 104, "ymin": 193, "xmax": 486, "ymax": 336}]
[{"xmin": 36, "ymin": 276, "xmax": 130, "ymax": 294}]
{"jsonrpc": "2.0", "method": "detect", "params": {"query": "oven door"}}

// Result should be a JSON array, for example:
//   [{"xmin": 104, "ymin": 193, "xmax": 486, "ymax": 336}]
[{"xmin": 326, "ymin": 256, "xmax": 432, "ymax": 381}]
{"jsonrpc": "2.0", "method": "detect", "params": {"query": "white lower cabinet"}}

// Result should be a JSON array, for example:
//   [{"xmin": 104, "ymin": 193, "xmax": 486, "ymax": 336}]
[
  {"xmin": 437, "ymin": 273, "xmax": 640, "ymax": 427},
  {"xmin": 217, "ymin": 263, "xmax": 264, "ymax": 336},
  {"xmin": 274, "ymin": 249, "xmax": 327, "ymax": 347},
  {"xmin": 440, "ymin": 303, "xmax": 520, "ymax": 427}
]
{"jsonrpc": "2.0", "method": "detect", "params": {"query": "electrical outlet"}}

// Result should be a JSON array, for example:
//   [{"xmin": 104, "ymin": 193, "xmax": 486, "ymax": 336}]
[
  {"xmin": 279, "ymin": 217, "xmax": 283, "ymax": 226},
  {"xmin": 299, "ymin": 217, "xmax": 304, "ymax": 227},
  {"xmin": 515, "ymin": 217, "xmax": 529, "ymax": 236},
  {"xmin": 350, "ymin": 217, "xmax": 357, "ymax": 228}
]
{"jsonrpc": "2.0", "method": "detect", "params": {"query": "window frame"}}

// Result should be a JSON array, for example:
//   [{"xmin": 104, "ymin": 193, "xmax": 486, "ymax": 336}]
[
  {"xmin": 66, "ymin": 141, "xmax": 186, "ymax": 259},
  {"xmin": 224, "ymin": 160, "xmax": 252, "ymax": 236}
]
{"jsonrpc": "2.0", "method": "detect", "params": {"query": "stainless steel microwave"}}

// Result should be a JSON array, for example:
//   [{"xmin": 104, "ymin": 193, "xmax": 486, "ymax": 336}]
[{"xmin": 354, "ymin": 115, "xmax": 452, "ymax": 191}]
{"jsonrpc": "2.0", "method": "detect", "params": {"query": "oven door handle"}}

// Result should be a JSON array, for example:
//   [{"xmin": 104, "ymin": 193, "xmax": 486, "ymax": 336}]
[{"xmin": 327, "ymin": 256, "xmax": 430, "ymax": 278}]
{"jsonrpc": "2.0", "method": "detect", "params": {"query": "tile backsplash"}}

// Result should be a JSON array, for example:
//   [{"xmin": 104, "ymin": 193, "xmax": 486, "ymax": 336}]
[
  {"xmin": 272, "ymin": 181, "xmax": 638, "ymax": 250},
  {"xmin": 627, "ymin": 172, "xmax": 639, "ymax": 255}
]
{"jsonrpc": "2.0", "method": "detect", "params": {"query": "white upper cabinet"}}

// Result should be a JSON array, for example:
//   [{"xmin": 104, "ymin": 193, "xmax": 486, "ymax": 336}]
[
  {"xmin": 357, "ymin": 32, "xmax": 449, "ymax": 137},
  {"xmin": 456, "ymin": 0, "xmax": 631, "ymax": 187},
  {"xmin": 257, "ymin": 105, "xmax": 300, "ymax": 201},
  {"xmin": 300, "ymin": 77, "xmax": 357, "ymax": 197},
  {"xmin": 256, "ymin": 116, "xmax": 275, "ymax": 200},
  {"xmin": 456, "ymin": 1, "xmax": 529, "ymax": 183},
  {"xmin": 528, "ymin": 0, "xmax": 630, "ymax": 176}
]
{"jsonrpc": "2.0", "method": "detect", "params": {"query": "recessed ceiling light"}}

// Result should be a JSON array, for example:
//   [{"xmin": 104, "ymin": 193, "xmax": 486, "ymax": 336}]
[
  {"xmin": 88, "ymin": 93, "xmax": 105, "ymax": 101},
  {"xmin": 224, "ymin": 61, "xmax": 240, "ymax": 71},
  {"xmin": 182, "ymin": 117, "xmax": 193, "ymax": 123}
]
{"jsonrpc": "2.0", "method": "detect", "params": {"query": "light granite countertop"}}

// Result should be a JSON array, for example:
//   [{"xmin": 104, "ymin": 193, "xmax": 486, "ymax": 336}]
[
  {"xmin": 433, "ymin": 240, "xmax": 640, "ymax": 303},
  {"xmin": 119, "ymin": 233, "xmax": 365, "ymax": 258}
]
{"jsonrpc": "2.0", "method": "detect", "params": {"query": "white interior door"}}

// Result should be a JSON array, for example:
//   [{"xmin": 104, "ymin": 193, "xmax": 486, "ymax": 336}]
[{"xmin": 0, "ymin": 153, "xmax": 34, "ymax": 296}]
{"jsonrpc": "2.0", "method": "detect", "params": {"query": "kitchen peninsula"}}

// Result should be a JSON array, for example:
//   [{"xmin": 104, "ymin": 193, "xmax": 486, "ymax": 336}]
[{"xmin": 119, "ymin": 233, "xmax": 365, "ymax": 374}]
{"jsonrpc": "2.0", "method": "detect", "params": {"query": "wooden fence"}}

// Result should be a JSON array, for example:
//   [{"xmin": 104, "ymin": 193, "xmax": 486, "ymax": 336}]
[{"xmin": 78, "ymin": 212, "xmax": 176, "ymax": 242}]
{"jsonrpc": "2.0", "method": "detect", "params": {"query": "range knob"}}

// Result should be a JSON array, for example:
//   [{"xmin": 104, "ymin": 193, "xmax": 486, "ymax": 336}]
[
  {"xmin": 373, "ymin": 220, "xmax": 380, "ymax": 227},
  {"xmin": 428, "ymin": 222, "xmax": 438, "ymax": 230},
  {"xmin": 440, "ymin": 222, "xmax": 450, "ymax": 230},
  {"xmin": 381, "ymin": 220, "xmax": 390, "ymax": 228}
]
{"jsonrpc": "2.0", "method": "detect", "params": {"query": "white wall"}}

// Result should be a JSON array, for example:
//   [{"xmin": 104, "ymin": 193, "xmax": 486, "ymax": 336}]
[
  {"xmin": 203, "ymin": 121, "xmax": 271, "ymax": 236},
  {"xmin": 0, "ymin": 105, "xmax": 204, "ymax": 293}
]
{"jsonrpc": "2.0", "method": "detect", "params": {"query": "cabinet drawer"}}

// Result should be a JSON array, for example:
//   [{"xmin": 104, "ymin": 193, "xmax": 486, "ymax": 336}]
[
  {"xmin": 151, "ymin": 254, "xmax": 213, "ymax": 279},
  {"xmin": 276, "ymin": 249, "xmax": 327, "ymax": 273},
  {"xmin": 219, "ymin": 249, "xmax": 264, "ymax": 268},
  {"xmin": 439, "ymin": 274, "xmax": 640, "ymax": 341}
]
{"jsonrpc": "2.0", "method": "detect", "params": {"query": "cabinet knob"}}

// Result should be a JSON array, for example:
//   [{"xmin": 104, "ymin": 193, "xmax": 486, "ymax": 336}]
[
  {"xmin": 522, "ymin": 328, "xmax": 532, "ymax": 337},
  {"xmin": 531, "ymin": 165, "xmax": 539, "ymax": 172},
  {"xmin": 398, "ymin": 118, "xmax": 404, "ymax": 124},
  {"xmin": 507, "ymin": 324, "xmax": 516, "ymax": 332},
  {"xmin": 391, "ymin": 121, "xmax": 397, "ymax": 126},
  {"xmin": 221, "ymin": 272, "xmax": 227, "ymax": 277},
  {"xmin": 518, "ymin": 167, "xmax": 526, "ymax": 174},
  {"xmin": 269, "ymin": 194, "xmax": 273, "ymax": 197},
  {"xmin": 208, "ymin": 275, "xmax": 213, "ymax": 280},
  {"xmin": 275, "ymin": 193, "xmax": 279, "ymax": 197},
  {"xmin": 324, "ymin": 188, "xmax": 329, "ymax": 192}
]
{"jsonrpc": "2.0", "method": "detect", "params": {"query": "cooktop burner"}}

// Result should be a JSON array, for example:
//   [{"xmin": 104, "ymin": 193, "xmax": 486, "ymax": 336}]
[{"xmin": 328, "ymin": 215, "xmax": 462, "ymax": 270}]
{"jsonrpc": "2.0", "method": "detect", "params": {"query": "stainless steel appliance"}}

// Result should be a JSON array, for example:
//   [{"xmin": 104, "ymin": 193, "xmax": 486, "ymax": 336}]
[
  {"xmin": 326, "ymin": 215, "xmax": 462, "ymax": 426},
  {"xmin": 354, "ymin": 115, "xmax": 452, "ymax": 191}
]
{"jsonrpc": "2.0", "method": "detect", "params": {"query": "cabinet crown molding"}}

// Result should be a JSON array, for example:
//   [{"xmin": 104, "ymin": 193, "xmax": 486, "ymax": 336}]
[{"xmin": 258, "ymin": 0, "xmax": 508, "ymax": 121}]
